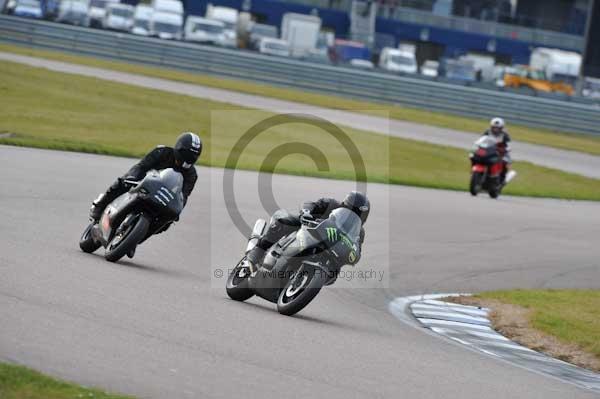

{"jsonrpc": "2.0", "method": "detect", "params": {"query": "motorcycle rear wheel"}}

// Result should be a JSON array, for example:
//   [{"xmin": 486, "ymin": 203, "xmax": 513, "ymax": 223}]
[
  {"xmin": 277, "ymin": 264, "xmax": 328, "ymax": 316},
  {"xmin": 104, "ymin": 214, "xmax": 149, "ymax": 262},
  {"xmin": 226, "ymin": 259, "xmax": 254, "ymax": 301},
  {"xmin": 79, "ymin": 222, "xmax": 101, "ymax": 253},
  {"xmin": 469, "ymin": 172, "xmax": 484, "ymax": 196}
]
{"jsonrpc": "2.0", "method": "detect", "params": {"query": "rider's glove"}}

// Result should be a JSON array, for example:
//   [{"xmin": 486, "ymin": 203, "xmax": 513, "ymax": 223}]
[{"xmin": 300, "ymin": 208, "xmax": 314, "ymax": 222}]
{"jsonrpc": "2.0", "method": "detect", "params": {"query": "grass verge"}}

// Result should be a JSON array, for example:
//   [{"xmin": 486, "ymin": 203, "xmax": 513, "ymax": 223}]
[
  {"xmin": 2, "ymin": 59, "xmax": 600, "ymax": 200},
  {"xmin": 2, "ymin": 42, "xmax": 600, "ymax": 156},
  {"xmin": 448, "ymin": 290, "xmax": 600, "ymax": 372},
  {"xmin": 0, "ymin": 362, "xmax": 133, "ymax": 399}
]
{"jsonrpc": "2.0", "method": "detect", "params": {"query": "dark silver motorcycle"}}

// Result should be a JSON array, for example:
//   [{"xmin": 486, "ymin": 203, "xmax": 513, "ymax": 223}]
[
  {"xmin": 226, "ymin": 208, "xmax": 362, "ymax": 316},
  {"xmin": 79, "ymin": 168, "xmax": 184, "ymax": 262}
]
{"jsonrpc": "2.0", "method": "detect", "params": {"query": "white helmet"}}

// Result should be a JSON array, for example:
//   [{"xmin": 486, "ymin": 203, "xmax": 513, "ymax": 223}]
[
  {"xmin": 490, "ymin": 117, "xmax": 505, "ymax": 137},
  {"xmin": 490, "ymin": 117, "xmax": 505, "ymax": 129}
]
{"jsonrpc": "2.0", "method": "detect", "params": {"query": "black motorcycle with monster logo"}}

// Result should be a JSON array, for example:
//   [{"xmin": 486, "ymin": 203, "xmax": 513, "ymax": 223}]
[{"xmin": 226, "ymin": 208, "xmax": 362, "ymax": 316}]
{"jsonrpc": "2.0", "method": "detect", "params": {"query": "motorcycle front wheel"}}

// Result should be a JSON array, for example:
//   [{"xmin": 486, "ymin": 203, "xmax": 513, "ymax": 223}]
[
  {"xmin": 226, "ymin": 258, "xmax": 255, "ymax": 301},
  {"xmin": 469, "ymin": 172, "xmax": 484, "ymax": 196},
  {"xmin": 104, "ymin": 214, "xmax": 149, "ymax": 262},
  {"xmin": 488, "ymin": 176, "xmax": 501, "ymax": 199},
  {"xmin": 79, "ymin": 222, "xmax": 101, "ymax": 253},
  {"xmin": 277, "ymin": 264, "xmax": 328, "ymax": 316}
]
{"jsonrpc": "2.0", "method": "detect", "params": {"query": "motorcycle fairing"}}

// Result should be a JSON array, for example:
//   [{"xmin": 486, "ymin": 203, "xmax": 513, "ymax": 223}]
[
  {"xmin": 97, "ymin": 192, "xmax": 139, "ymax": 245},
  {"xmin": 249, "ymin": 208, "xmax": 361, "ymax": 303}
]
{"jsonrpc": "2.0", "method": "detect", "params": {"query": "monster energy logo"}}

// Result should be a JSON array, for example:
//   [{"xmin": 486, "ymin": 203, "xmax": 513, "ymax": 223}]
[{"xmin": 326, "ymin": 227, "xmax": 338, "ymax": 242}]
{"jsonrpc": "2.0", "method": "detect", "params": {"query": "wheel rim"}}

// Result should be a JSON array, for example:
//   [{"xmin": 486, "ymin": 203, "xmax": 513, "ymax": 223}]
[
  {"xmin": 281, "ymin": 270, "xmax": 312, "ymax": 304},
  {"xmin": 230, "ymin": 261, "xmax": 251, "ymax": 286},
  {"xmin": 108, "ymin": 220, "xmax": 135, "ymax": 251},
  {"xmin": 286, "ymin": 274, "xmax": 308, "ymax": 297}
]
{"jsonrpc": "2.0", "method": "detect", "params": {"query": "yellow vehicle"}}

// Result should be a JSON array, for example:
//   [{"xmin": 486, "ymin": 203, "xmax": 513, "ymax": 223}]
[{"xmin": 503, "ymin": 65, "xmax": 574, "ymax": 96}]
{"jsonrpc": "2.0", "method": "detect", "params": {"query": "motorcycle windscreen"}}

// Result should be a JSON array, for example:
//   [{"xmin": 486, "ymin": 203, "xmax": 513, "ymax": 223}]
[
  {"xmin": 474, "ymin": 135, "xmax": 498, "ymax": 149},
  {"xmin": 329, "ymin": 208, "xmax": 361, "ymax": 242},
  {"xmin": 159, "ymin": 168, "xmax": 184, "ymax": 194},
  {"xmin": 153, "ymin": 168, "xmax": 184, "ymax": 215}
]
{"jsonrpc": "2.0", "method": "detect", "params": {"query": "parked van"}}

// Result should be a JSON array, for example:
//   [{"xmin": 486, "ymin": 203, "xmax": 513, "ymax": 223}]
[
  {"xmin": 56, "ymin": 0, "xmax": 89, "ymax": 26},
  {"xmin": 378, "ymin": 47, "xmax": 417, "ymax": 74},
  {"xmin": 150, "ymin": 0, "xmax": 183, "ymax": 40},
  {"xmin": 87, "ymin": 0, "xmax": 118, "ymax": 28},
  {"xmin": 420, "ymin": 60, "xmax": 439, "ymax": 77},
  {"xmin": 13, "ymin": 0, "xmax": 43, "ymax": 18},
  {"xmin": 205, "ymin": 4, "xmax": 237, "ymax": 47},
  {"xmin": 103, "ymin": 3, "xmax": 134, "ymax": 31},
  {"xmin": 258, "ymin": 37, "xmax": 291, "ymax": 57},
  {"xmin": 131, "ymin": 4, "xmax": 152, "ymax": 36},
  {"xmin": 247, "ymin": 22, "xmax": 278, "ymax": 50},
  {"xmin": 459, "ymin": 53, "xmax": 495, "ymax": 81},
  {"xmin": 184, "ymin": 16, "xmax": 226, "ymax": 45}
]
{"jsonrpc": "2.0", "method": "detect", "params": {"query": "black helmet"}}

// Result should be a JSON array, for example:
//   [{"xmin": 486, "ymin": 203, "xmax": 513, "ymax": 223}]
[
  {"xmin": 342, "ymin": 191, "xmax": 370, "ymax": 224},
  {"xmin": 174, "ymin": 132, "xmax": 202, "ymax": 169}
]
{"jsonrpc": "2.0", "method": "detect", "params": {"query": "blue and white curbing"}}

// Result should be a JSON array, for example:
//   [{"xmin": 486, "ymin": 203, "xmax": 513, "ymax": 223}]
[{"xmin": 389, "ymin": 294, "xmax": 600, "ymax": 393}]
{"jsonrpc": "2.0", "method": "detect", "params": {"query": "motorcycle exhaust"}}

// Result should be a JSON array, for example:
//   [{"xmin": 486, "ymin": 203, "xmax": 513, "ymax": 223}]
[{"xmin": 505, "ymin": 170, "xmax": 517, "ymax": 184}]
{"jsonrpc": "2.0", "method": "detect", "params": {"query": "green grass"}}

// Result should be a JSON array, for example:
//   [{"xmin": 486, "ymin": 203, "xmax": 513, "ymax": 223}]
[
  {"xmin": 2, "ymin": 42, "xmax": 600, "ymax": 156},
  {"xmin": 479, "ymin": 290, "xmax": 600, "ymax": 362},
  {"xmin": 2, "ymin": 59, "xmax": 600, "ymax": 200},
  {"xmin": 0, "ymin": 362, "xmax": 133, "ymax": 399}
]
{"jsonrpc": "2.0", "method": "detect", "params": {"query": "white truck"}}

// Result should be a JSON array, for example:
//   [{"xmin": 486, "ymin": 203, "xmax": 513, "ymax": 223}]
[
  {"xmin": 281, "ymin": 12, "xmax": 321, "ymax": 58},
  {"xmin": 131, "ymin": 4, "xmax": 153, "ymax": 36},
  {"xmin": 205, "ymin": 4, "xmax": 238, "ymax": 48},
  {"xmin": 530, "ymin": 47, "xmax": 582, "ymax": 84},
  {"xmin": 150, "ymin": 0, "xmax": 183, "ymax": 40},
  {"xmin": 378, "ymin": 47, "xmax": 417, "ymax": 74},
  {"xmin": 103, "ymin": 2, "xmax": 134, "ymax": 31},
  {"xmin": 184, "ymin": 16, "xmax": 226, "ymax": 46}
]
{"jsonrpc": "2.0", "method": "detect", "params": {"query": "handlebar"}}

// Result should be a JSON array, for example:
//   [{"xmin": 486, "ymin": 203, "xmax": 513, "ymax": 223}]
[
  {"xmin": 122, "ymin": 178, "xmax": 140, "ymax": 187},
  {"xmin": 300, "ymin": 215, "xmax": 323, "ymax": 227}
]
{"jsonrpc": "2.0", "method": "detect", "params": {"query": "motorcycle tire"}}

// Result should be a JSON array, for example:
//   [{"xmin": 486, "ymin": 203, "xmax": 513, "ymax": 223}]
[
  {"xmin": 276, "ymin": 264, "xmax": 328, "ymax": 316},
  {"xmin": 104, "ymin": 214, "xmax": 149, "ymax": 262},
  {"xmin": 79, "ymin": 222, "xmax": 101, "ymax": 253},
  {"xmin": 469, "ymin": 172, "xmax": 483, "ymax": 196},
  {"xmin": 488, "ymin": 177, "xmax": 501, "ymax": 199},
  {"xmin": 226, "ymin": 259, "xmax": 254, "ymax": 301}
]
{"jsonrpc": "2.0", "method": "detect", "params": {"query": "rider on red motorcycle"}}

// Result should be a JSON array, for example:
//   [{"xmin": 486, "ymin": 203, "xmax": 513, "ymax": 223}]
[{"xmin": 483, "ymin": 117, "xmax": 512, "ymax": 185}]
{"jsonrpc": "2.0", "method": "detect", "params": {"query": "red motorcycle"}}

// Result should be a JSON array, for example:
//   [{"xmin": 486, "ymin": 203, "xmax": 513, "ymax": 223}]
[{"xmin": 469, "ymin": 136, "xmax": 514, "ymax": 198}]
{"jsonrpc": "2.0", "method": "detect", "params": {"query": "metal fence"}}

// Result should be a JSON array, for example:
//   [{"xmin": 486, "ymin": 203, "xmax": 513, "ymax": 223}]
[{"xmin": 1, "ymin": 15, "xmax": 598, "ymax": 135}]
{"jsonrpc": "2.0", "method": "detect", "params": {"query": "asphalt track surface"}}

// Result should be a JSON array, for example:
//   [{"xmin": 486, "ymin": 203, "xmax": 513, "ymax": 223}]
[
  {"xmin": 2, "ymin": 51, "xmax": 600, "ymax": 179},
  {"xmin": 1, "ymin": 145, "xmax": 600, "ymax": 398}
]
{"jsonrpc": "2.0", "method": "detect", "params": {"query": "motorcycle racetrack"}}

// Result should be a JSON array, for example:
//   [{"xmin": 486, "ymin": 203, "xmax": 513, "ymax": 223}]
[{"xmin": 1, "ymin": 144, "xmax": 599, "ymax": 398}]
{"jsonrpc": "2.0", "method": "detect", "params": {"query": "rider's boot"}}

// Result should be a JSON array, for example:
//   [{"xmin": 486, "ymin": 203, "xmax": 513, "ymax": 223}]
[
  {"xmin": 245, "ymin": 246, "xmax": 265, "ymax": 274},
  {"xmin": 89, "ymin": 193, "xmax": 111, "ymax": 222},
  {"xmin": 89, "ymin": 179, "xmax": 128, "ymax": 222}
]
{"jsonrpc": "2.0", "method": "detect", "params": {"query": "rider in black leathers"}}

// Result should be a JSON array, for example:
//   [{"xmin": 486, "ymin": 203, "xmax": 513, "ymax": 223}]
[
  {"xmin": 245, "ymin": 191, "xmax": 370, "ymax": 280},
  {"xmin": 89, "ymin": 132, "xmax": 202, "ymax": 223}
]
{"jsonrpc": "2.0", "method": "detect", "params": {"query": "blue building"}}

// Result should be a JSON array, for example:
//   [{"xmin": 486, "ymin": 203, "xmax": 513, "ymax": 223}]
[{"xmin": 180, "ymin": 0, "xmax": 585, "ymax": 65}]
